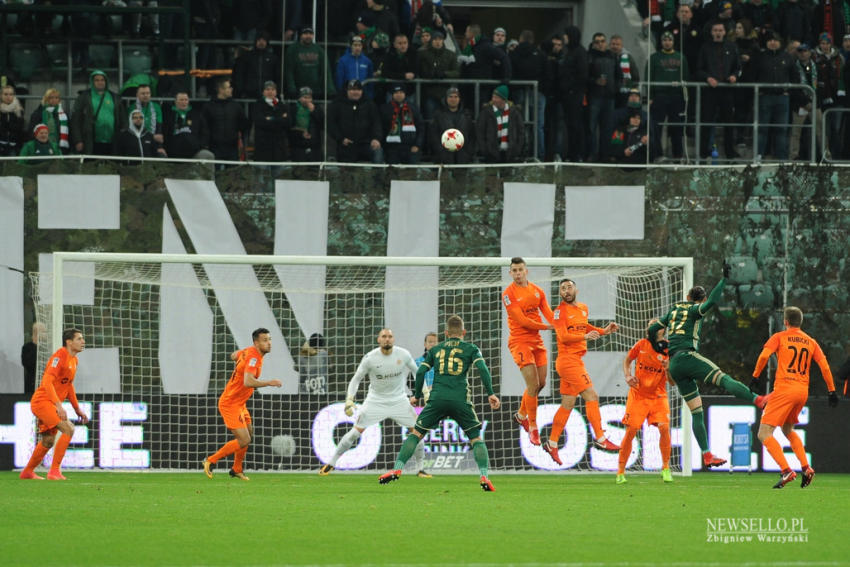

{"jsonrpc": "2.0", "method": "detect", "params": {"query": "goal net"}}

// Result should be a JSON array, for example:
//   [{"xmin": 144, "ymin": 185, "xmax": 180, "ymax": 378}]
[{"xmin": 31, "ymin": 253, "xmax": 693, "ymax": 474}]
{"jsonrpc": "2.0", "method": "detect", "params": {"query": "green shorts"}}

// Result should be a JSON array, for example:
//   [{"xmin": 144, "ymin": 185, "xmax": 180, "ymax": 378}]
[
  {"xmin": 415, "ymin": 398, "xmax": 482, "ymax": 439},
  {"xmin": 668, "ymin": 350, "xmax": 723, "ymax": 402}
]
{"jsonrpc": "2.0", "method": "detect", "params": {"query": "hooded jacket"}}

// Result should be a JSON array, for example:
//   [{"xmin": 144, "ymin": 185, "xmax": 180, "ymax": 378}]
[
  {"xmin": 114, "ymin": 112, "xmax": 158, "ymax": 158},
  {"xmin": 559, "ymin": 26, "xmax": 588, "ymax": 96},
  {"xmin": 70, "ymin": 69, "xmax": 125, "ymax": 153}
]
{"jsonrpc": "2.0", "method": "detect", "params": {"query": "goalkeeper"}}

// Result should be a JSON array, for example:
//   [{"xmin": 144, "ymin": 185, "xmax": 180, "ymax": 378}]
[
  {"xmin": 379, "ymin": 315, "xmax": 501, "ymax": 491},
  {"xmin": 648, "ymin": 263, "xmax": 769, "ymax": 469}
]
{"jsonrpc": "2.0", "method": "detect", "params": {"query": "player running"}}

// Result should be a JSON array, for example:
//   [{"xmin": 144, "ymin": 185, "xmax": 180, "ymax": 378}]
[
  {"xmin": 20, "ymin": 328, "xmax": 90, "ymax": 480},
  {"xmin": 319, "ymin": 328, "xmax": 430, "ymax": 477},
  {"xmin": 379, "ymin": 315, "xmax": 500, "ymax": 491},
  {"xmin": 542, "ymin": 278, "xmax": 620, "ymax": 466},
  {"xmin": 502, "ymin": 256, "xmax": 555, "ymax": 446},
  {"xmin": 648, "ymin": 264, "xmax": 770, "ymax": 469},
  {"xmin": 751, "ymin": 306, "xmax": 838, "ymax": 488},
  {"xmin": 204, "ymin": 328, "xmax": 282, "ymax": 480},
  {"xmin": 616, "ymin": 320, "xmax": 673, "ymax": 484}
]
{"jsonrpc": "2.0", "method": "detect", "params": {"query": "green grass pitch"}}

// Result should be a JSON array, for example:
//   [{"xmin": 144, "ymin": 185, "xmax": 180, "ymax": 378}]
[{"xmin": 3, "ymin": 471, "xmax": 848, "ymax": 566}]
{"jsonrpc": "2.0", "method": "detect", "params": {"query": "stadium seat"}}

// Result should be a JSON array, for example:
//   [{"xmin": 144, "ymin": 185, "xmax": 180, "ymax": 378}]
[
  {"xmin": 88, "ymin": 44, "xmax": 116, "ymax": 68},
  {"xmin": 738, "ymin": 284, "xmax": 775, "ymax": 310},
  {"xmin": 725, "ymin": 256, "xmax": 758, "ymax": 285},
  {"xmin": 45, "ymin": 43, "xmax": 69, "ymax": 74},
  {"xmin": 9, "ymin": 44, "xmax": 46, "ymax": 81},
  {"xmin": 122, "ymin": 47, "xmax": 153, "ymax": 77}
]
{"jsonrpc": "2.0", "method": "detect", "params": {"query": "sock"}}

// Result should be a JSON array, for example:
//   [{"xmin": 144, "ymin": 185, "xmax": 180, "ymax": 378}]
[
  {"xmin": 208, "ymin": 439, "xmax": 241, "ymax": 464},
  {"xmin": 472, "ymin": 440, "xmax": 490, "ymax": 477},
  {"xmin": 526, "ymin": 392, "xmax": 539, "ymax": 427},
  {"xmin": 518, "ymin": 391, "xmax": 528, "ymax": 419},
  {"xmin": 393, "ymin": 434, "xmax": 421, "ymax": 470},
  {"xmin": 549, "ymin": 406, "xmax": 572, "ymax": 445},
  {"xmin": 49, "ymin": 434, "xmax": 72, "ymax": 472},
  {"xmin": 24, "ymin": 443, "xmax": 50, "ymax": 473},
  {"xmin": 412, "ymin": 437, "xmax": 425, "ymax": 470},
  {"xmin": 762, "ymin": 436, "xmax": 790, "ymax": 471},
  {"xmin": 585, "ymin": 400, "xmax": 605, "ymax": 439},
  {"xmin": 691, "ymin": 407, "xmax": 709, "ymax": 452},
  {"xmin": 659, "ymin": 426, "xmax": 672, "ymax": 470},
  {"xmin": 785, "ymin": 430, "xmax": 809, "ymax": 469},
  {"xmin": 233, "ymin": 446, "xmax": 248, "ymax": 473},
  {"xmin": 718, "ymin": 374, "xmax": 757, "ymax": 403},
  {"xmin": 618, "ymin": 427, "xmax": 638, "ymax": 474},
  {"xmin": 330, "ymin": 428, "xmax": 361, "ymax": 466}
]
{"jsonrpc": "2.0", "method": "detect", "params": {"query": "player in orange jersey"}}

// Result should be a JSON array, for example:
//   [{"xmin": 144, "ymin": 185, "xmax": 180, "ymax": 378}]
[
  {"xmin": 203, "ymin": 328, "xmax": 282, "ymax": 480},
  {"xmin": 502, "ymin": 257, "xmax": 555, "ymax": 446},
  {"xmin": 752, "ymin": 307, "xmax": 838, "ymax": 489},
  {"xmin": 616, "ymin": 320, "xmax": 673, "ymax": 484},
  {"xmin": 20, "ymin": 328, "xmax": 90, "ymax": 480},
  {"xmin": 541, "ymin": 278, "xmax": 620, "ymax": 465}
]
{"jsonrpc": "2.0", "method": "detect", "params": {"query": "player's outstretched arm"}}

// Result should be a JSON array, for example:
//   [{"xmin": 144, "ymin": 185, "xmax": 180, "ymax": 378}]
[
  {"xmin": 699, "ymin": 271, "xmax": 727, "ymax": 315},
  {"xmin": 243, "ymin": 371, "xmax": 281, "ymax": 388}
]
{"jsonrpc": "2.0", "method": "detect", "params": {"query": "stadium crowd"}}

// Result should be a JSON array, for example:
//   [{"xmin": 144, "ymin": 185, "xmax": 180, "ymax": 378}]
[{"xmin": 2, "ymin": 0, "xmax": 850, "ymax": 164}]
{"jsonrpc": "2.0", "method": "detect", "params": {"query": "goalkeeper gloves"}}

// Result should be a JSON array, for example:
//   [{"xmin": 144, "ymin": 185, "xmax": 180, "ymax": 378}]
[
  {"xmin": 722, "ymin": 260, "xmax": 731, "ymax": 279},
  {"xmin": 344, "ymin": 398, "xmax": 356, "ymax": 416},
  {"xmin": 828, "ymin": 391, "xmax": 839, "ymax": 408},
  {"xmin": 749, "ymin": 376, "xmax": 761, "ymax": 394}
]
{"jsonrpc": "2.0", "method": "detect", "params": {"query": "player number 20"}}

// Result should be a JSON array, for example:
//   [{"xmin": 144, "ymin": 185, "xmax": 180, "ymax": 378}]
[
  {"xmin": 785, "ymin": 345, "xmax": 810, "ymax": 375},
  {"xmin": 435, "ymin": 348, "xmax": 464, "ymax": 376}
]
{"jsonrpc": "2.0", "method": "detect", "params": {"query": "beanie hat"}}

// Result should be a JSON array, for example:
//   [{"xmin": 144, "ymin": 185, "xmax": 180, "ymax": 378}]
[{"xmin": 493, "ymin": 84, "xmax": 509, "ymax": 101}]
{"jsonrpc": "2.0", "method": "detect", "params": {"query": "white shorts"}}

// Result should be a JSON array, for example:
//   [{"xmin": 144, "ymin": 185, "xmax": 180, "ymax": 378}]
[{"xmin": 355, "ymin": 398, "xmax": 417, "ymax": 429}]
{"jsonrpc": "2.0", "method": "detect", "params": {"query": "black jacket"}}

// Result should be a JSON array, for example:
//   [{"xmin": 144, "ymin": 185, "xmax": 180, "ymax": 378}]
[
  {"xmin": 754, "ymin": 47, "xmax": 798, "ymax": 94},
  {"xmin": 697, "ymin": 40, "xmax": 741, "ymax": 83},
  {"xmin": 232, "ymin": 47, "xmax": 281, "ymax": 99},
  {"xmin": 510, "ymin": 41, "xmax": 546, "ymax": 85},
  {"xmin": 162, "ymin": 105, "xmax": 206, "ymax": 158},
  {"xmin": 559, "ymin": 26, "xmax": 588, "ymax": 96},
  {"xmin": 461, "ymin": 36, "xmax": 511, "ymax": 81},
  {"xmin": 327, "ymin": 95, "xmax": 382, "ymax": 144},
  {"xmin": 114, "ymin": 125, "xmax": 159, "ymax": 158},
  {"xmin": 201, "ymin": 97, "xmax": 250, "ymax": 153},
  {"xmin": 587, "ymin": 48, "xmax": 619, "ymax": 99},
  {"xmin": 0, "ymin": 105, "xmax": 25, "ymax": 157},
  {"xmin": 430, "ymin": 101, "xmax": 476, "ymax": 163},
  {"xmin": 251, "ymin": 97, "xmax": 291, "ymax": 161},
  {"xmin": 379, "ymin": 98, "xmax": 424, "ymax": 148}
]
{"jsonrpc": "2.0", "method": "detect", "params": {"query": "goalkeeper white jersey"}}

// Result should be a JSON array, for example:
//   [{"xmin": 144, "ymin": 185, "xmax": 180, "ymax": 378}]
[{"xmin": 346, "ymin": 346, "xmax": 419, "ymax": 404}]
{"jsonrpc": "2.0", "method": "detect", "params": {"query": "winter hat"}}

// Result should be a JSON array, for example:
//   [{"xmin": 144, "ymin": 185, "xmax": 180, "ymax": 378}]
[
  {"xmin": 298, "ymin": 86, "xmax": 313, "ymax": 97},
  {"xmin": 33, "ymin": 123, "xmax": 48, "ymax": 137},
  {"xmin": 493, "ymin": 84, "xmax": 509, "ymax": 101}
]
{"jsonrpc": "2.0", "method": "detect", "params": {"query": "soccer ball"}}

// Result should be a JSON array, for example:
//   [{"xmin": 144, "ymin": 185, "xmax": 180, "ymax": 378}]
[
  {"xmin": 270, "ymin": 434, "xmax": 296, "ymax": 457},
  {"xmin": 441, "ymin": 128, "xmax": 464, "ymax": 152}
]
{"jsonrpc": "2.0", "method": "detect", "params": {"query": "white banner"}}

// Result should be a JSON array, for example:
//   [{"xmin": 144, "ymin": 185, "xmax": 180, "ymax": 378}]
[
  {"xmin": 75, "ymin": 348, "xmax": 121, "ymax": 394},
  {"xmin": 565, "ymin": 185, "xmax": 645, "ymax": 240},
  {"xmin": 0, "ymin": 177, "xmax": 24, "ymax": 393},
  {"xmin": 37, "ymin": 254, "xmax": 95, "ymax": 306},
  {"xmin": 37, "ymin": 174, "xmax": 120, "ymax": 229}
]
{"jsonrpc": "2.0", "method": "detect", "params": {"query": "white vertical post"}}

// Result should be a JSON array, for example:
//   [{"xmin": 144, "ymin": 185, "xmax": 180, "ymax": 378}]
[{"xmin": 51, "ymin": 253, "xmax": 64, "ymax": 350}]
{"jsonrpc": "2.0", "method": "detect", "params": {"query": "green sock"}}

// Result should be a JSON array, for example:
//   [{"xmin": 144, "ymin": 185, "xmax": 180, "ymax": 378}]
[
  {"xmin": 691, "ymin": 407, "xmax": 709, "ymax": 452},
  {"xmin": 472, "ymin": 440, "xmax": 490, "ymax": 477},
  {"xmin": 393, "ymin": 434, "xmax": 421, "ymax": 470},
  {"xmin": 718, "ymin": 374, "xmax": 757, "ymax": 403}
]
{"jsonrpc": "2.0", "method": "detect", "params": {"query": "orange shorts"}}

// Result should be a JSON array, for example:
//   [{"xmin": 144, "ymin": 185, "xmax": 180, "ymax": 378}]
[
  {"xmin": 508, "ymin": 339, "xmax": 547, "ymax": 369},
  {"xmin": 622, "ymin": 395, "xmax": 670, "ymax": 428},
  {"xmin": 761, "ymin": 388, "xmax": 807, "ymax": 427},
  {"xmin": 555, "ymin": 360, "xmax": 593, "ymax": 396},
  {"xmin": 31, "ymin": 400, "xmax": 62, "ymax": 434},
  {"xmin": 219, "ymin": 403, "xmax": 252, "ymax": 430}
]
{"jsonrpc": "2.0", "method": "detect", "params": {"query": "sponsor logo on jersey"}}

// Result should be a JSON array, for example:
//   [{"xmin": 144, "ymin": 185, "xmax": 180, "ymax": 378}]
[
  {"xmin": 248, "ymin": 357, "xmax": 258, "ymax": 367},
  {"xmin": 503, "ymin": 295, "xmax": 511, "ymax": 306},
  {"xmin": 51, "ymin": 357, "xmax": 59, "ymax": 368}
]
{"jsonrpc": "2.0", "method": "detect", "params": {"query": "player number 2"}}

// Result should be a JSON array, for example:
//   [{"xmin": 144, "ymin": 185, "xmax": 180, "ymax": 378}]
[
  {"xmin": 785, "ymin": 345, "xmax": 810, "ymax": 375},
  {"xmin": 435, "ymin": 348, "xmax": 464, "ymax": 376}
]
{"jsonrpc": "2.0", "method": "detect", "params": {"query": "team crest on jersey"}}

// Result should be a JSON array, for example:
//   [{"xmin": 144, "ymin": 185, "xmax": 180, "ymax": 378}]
[
  {"xmin": 657, "ymin": 354, "xmax": 664, "ymax": 361},
  {"xmin": 554, "ymin": 311, "xmax": 560, "ymax": 320},
  {"xmin": 51, "ymin": 357, "xmax": 59, "ymax": 368},
  {"xmin": 248, "ymin": 357, "xmax": 258, "ymax": 367},
  {"xmin": 582, "ymin": 310, "xmax": 587, "ymax": 317},
  {"xmin": 503, "ymin": 296, "xmax": 511, "ymax": 306},
  {"xmin": 534, "ymin": 292, "xmax": 540, "ymax": 298}
]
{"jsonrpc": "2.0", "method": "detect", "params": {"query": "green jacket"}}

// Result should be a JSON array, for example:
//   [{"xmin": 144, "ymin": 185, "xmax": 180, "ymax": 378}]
[
  {"xmin": 285, "ymin": 42, "xmax": 336, "ymax": 98},
  {"xmin": 70, "ymin": 70, "xmax": 126, "ymax": 153}
]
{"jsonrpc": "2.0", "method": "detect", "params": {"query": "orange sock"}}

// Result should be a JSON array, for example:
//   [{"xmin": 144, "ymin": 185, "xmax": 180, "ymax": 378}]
[
  {"xmin": 585, "ymin": 400, "xmax": 605, "ymax": 439},
  {"xmin": 659, "ymin": 426, "xmax": 672, "ymax": 470},
  {"xmin": 618, "ymin": 427, "xmax": 638, "ymax": 474},
  {"xmin": 526, "ymin": 392, "xmax": 539, "ymax": 427},
  {"xmin": 233, "ymin": 446, "xmax": 248, "ymax": 473},
  {"xmin": 549, "ymin": 406, "xmax": 572, "ymax": 445},
  {"xmin": 762, "ymin": 436, "xmax": 790, "ymax": 470},
  {"xmin": 785, "ymin": 430, "xmax": 809, "ymax": 469},
  {"xmin": 518, "ymin": 390, "xmax": 528, "ymax": 418},
  {"xmin": 49, "ymin": 434, "xmax": 71, "ymax": 472},
  {"xmin": 24, "ymin": 443, "xmax": 49, "ymax": 473},
  {"xmin": 208, "ymin": 439, "xmax": 241, "ymax": 464}
]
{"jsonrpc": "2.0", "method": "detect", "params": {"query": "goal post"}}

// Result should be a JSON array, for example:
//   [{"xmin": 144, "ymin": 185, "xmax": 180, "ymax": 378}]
[{"xmin": 38, "ymin": 253, "xmax": 693, "ymax": 474}]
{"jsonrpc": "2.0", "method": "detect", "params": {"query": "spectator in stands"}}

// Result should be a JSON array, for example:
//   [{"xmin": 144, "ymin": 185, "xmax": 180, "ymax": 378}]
[
  {"xmin": 541, "ymin": 34, "xmax": 564, "ymax": 161},
  {"xmin": 251, "ymin": 80, "xmax": 291, "ymax": 162},
  {"xmin": 648, "ymin": 31, "xmax": 687, "ymax": 161},
  {"xmin": 201, "ymin": 77, "xmax": 250, "ymax": 161},
  {"xmin": 778, "ymin": 0, "xmax": 813, "ymax": 44},
  {"xmin": 327, "ymin": 79, "xmax": 383, "ymax": 163},
  {"xmin": 664, "ymin": 4, "xmax": 702, "ymax": 79},
  {"xmin": 18, "ymin": 124, "xmax": 60, "ymax": 164},
  {"xmin": 612, "ymin": 88, "xmax": 648, "ymax": 139},
  {"xmin": 289, "ymin": 86, "xmax": 324, "ymax": 161},
  {"xmin": 734, "ymin": 18, "xmax": 760, "ymax": 147},
  {"xmin": 754, "ymin": 32, "xmax": 798, "ymax": 161},
  {"xmin": 417, "ymin": 29, "xmax": 460, "ymax": 118},
  {"xmin": 430, "ymin": 86, "xmax": 476, "ymax": 164},
  {"xmin": 231, "ymin": 0, "xmax": 266, "ymax": 42},
  {"xmin": 493, "ymin": 27, "xmax": 508, "ymax": 51},
  {"xmin": 380, "ymin": 84, "xmax": 424, "ymax": 164},
  {"xmin": 559, "ymin": 26, "xmax": 588, "ymax": 162},
  {"xmin": 586, "ymin": 32, "xmax": 619, "ymax": 161},
  {"xmin": 476, "ymin": 84, "xmax": 524, "ymax": 163},
  {"xmin": 114, "ymin": 109, "xmax": 163, "ymax": 159},
  {"xmin": 841, "ymin": 33, "xmax": 850, "ymax": 62},
  {"xmin": 129, "ymin": 0, "xmax": 161, "ymax": 37},
  {"xmin": 510, "ymin": 29, "xmax": 546, "ymax": 160},
  {"xmin": 0, "ymin": 85, "xmax": 25, "ymax": 157},
  {"xmin": 609, "ymin": 34, "xmax": 640, "ymax": 108},
  {"xmin": 162, "ymin": 91, "xmax": 213, "ymax": 159},
  {"xmin": 191, "ymin": 0, "xmax": 221, "ymax": 71},
  {"xmin": 609, "ymin": 109, "xmax": 648, "ymax": 165},
  {"xmin": 414, "ymin": 26, "xmax": 432, "ymax": 51},
  {"xmin": 507, "ymin": 39, "xmax": 519, "ymax": 53},
  {"xmin": 232, "ymin": 30, "xmax": 281, "ymax": 99},
  {"xmin": 697, "ymin": 21, "xmax": 741, "ymax": 160},
  {"xmin": 132, "ymin": 84, "xmax": 164, "ymax": 149},
  {"xmin": 791, "ymin": 43, "xmax": 816, "ymax": 160},
  {"xmin": 814, "ymin": 32, "xmax": 845, "ymax": 160},
  {"xmin": 335, "ymin": 35, "xmax": 375, "ymax": 99},
  {"xmin": 70, "ymin": 71, "xmax": 123, "ymax": 156},
  {"xmin": 743, "ymin": 0, "xmax": 778, "ymax": 43},
  {"xmin": 459, "ymin": 23, "xmax": 512, "ymax": 107},
  {"xmin": 812, "ymin": 1, "xmax": 846, "ymax": 47},
  {"xmin": 285, "ymin": 27, "xmax": 336, "ymax": 100},
  {"xmin": 704, "ymin": 1, "xmax": 736, "ymax": 37},
  {"xmin": 356, "ymin": 0, "xmax": 400, "ymax": 42},
  {"xmin": 30, "ymin": 88, "xmax": 70, "ymax": 155},
  {"xmin": 379, "ymin": 33, "xmax": 419, "ymax": 99},
  {"xmin": 410, "ymin": 0, "xmax": 453, "ymax": 40},
  {"xmin": 20, "ymin": 322, "xmax": 45, "ymax": 394},
  {"xmin": 368, "ymin": 30, "xmax": 392, "ymax": 65}
]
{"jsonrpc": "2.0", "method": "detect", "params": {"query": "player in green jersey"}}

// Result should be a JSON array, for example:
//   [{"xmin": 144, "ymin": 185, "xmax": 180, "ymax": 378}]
[
  {"xmin": 379, "ymin": 315, "xmax": 501, "ymax": 491},
  {"xmin": 648, "ymin": 264, "xmax": 769, "ymax": 469}
]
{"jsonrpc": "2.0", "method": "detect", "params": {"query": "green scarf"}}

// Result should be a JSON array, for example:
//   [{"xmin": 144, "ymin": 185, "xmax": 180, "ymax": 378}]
[
  {"xmin": 462, "ymin": 35, "xmax": 480, "ymax": 56},
  {"xmin": 295, "ymin": 102, "xmax": 311, "ymax": 131},
  {"xmin": 90, "ymin": 89, "xmax": 116, "ymax": 143}
]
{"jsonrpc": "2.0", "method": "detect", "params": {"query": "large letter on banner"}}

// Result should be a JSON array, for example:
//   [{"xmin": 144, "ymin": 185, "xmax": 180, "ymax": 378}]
[
  {"xmin": 165, "ymin": 179, "xmax": 298, "ymax": 394},
  {"xmin": 0, "ymin": 177, "xmax": 24, "ymax": 393},
  {"xmin": 500, "ymin": 182, "xmax": 556, "ymax": 396},
  {"xmin": 385, "ymin": 180, "xmax": 440, "ymax": 355}
]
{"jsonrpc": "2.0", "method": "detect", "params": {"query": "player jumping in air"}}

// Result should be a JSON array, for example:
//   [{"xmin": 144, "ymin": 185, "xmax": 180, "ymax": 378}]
[
  {"xmin": 379, "ymin": 315, "xmax": 500, "ymax": 490},
  {"xmin": 20, "ymin": 328, "xmax": 90, "ymax": 480},
  {"xmin": 648, "ymin": 264, "xmax": 770, "ymax": 469},
  {"xmin": 752, "ymin": 306, "xmax": 838, "ymax": 488},
  {"xmin": 204, "ymin": 328, "xmax": 282, "ymax": 480},
  {"xmin": 542, "ymin": 278, "xmax": 620, "ymax": 466},
  {"xmin": 502, "ymin": 256, "xmax": 555, "ymax": 446}
]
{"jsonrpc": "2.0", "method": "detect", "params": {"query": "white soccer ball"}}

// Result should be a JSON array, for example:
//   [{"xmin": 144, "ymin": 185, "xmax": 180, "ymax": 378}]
[
  {"xmin": 270, "ymin": 434, "xmax": 296, "ymax": 457},
  {"xmin": 441, "ymin": 128, "xmax": 464, "ymax": 152}
]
